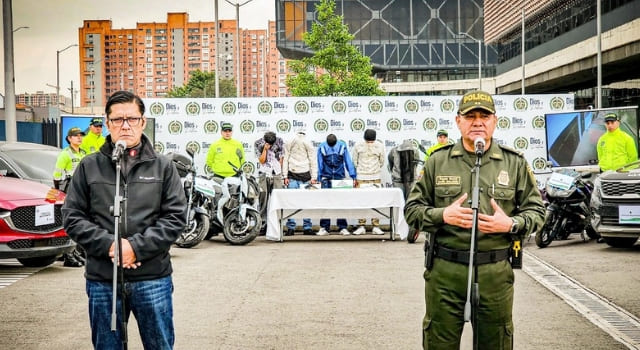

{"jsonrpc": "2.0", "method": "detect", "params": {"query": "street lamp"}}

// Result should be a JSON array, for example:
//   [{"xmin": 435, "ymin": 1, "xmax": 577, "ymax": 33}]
[
  {"xmin": 12, "ymin": 26, "xmax": 29, "ymax": 33},
  {"xmin": 225, "ymin": 0, "xmax": 255, "ymax": 97},
  {"xmin": 458, "ymin": 32, "xmax": 482, "ymax": 90}
]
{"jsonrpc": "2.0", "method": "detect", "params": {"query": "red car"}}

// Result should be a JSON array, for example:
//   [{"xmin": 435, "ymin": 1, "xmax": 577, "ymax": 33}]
[{"xmin": 0, "ymin": 176, "xmax": 75, "ymax": 267}]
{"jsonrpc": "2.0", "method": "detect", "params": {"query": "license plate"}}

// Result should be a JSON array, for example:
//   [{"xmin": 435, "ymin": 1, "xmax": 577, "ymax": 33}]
[{"xmin": 619, "ymin": 205, "xmax": 640, "ymax": 224}]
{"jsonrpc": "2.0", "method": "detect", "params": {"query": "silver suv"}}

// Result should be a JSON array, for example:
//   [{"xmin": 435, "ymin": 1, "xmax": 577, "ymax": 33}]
[{"xmin": 590, "ymin": 161, "xmax": 640, "ymax": 248}]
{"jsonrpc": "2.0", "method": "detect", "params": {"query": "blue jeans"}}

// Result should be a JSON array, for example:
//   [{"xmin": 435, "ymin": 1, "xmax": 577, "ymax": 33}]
[
  {"xmin": 286, "ymin": 179, "xmax": 312, "ymax": 230},
  {"xmin": 86, "ymin": 276, "xmax": 174, "ymax": 350},
  {"xmin": 320, "ymin": 178, "xmax": 347, "ymax": 230}
]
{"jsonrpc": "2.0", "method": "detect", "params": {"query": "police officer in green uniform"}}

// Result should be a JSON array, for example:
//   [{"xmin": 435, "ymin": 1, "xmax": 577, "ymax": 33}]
[
  {"xmin": 80, "ymin": 117, "xmax": 106, "ymax": 154},
  {"xmin": 405, "ymin": 90, "xmax": 545, "ymax": 350},
  {"xmin": 53, "ymin": 126, "xmax": 87, "ymax": 267},
  {"xmin": 206, "ymin": 122, "xmax": 245, "ymax": 178}
]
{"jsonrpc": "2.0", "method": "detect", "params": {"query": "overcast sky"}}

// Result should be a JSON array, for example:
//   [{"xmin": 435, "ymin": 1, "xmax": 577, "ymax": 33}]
[{"xmin": 1, "ymin": 0, "xmax": 275, "ymax": 96}]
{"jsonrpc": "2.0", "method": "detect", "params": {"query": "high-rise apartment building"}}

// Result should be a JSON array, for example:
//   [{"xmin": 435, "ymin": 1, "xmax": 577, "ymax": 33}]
[{"xmin": 78, "ymin": 13, "xmax": 289, "ymax": 107}]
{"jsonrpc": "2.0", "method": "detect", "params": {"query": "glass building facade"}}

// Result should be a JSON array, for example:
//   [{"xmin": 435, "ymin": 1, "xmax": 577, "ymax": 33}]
[{"xmin": 275, "ymin": 0, "xmax": 498, "ymax": 83}]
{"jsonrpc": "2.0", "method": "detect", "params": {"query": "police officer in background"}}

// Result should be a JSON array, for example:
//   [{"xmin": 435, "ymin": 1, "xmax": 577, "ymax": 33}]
[
  {"xmin": 404, "ymin": 90, "xmax": 545, "ymax": 349},
  {"xmin": 53, "ymin": 127, "xmax": 87, "ymax": 267},
  {"xmin": 206, "ymin": 122, "xmax": 245, "ymax": 178},
  {"xmin": 80, "ymin": 117, "xmax": 106, "ymax": 154},
  {"xmin": 596, "ymin": 112, "xmax": 637, "ymax": 172}
]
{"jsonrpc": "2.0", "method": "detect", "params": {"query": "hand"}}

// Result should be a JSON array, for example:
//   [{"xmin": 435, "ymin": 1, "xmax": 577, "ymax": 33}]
[
  {"xmin": 109, "ymin": 239, "xmax": 141, "ymax": 269},
  {"xmin": 443, "ymin": 193, "xmax": 474, "ymax": 229},
  {"xmin": 353, "ymin": 179, "xmax": 359, "ymax": 188},
  {"xmin": 477, "ymin": 198, "xmax": 513, "ymax": 234},
  {"xmin": 263, "ymin": 143, "xmax": 271, "ymax": 151},
  {"xmin": 310, "ymin": 179, "xmax": 318, "ymax": 185},
  {"xmin": 283, "ymin": 178, "xmax": 289, "ymax": 186}
]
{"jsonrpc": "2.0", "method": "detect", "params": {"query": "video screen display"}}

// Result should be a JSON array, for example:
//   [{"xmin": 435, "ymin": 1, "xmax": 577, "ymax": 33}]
[
  {"xmin": 60, "ymin": 116, "xmax": 155, "ymax": 149},
  {"xmin": 545, "ymin": 107, "xmax": 638, "ymax": 167}
]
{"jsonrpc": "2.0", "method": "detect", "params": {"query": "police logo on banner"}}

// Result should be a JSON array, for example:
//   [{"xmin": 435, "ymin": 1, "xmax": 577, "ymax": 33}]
[
  {"xmin": 185, "ymin": 102, "xmax": 201, "ymax": 116},
  {"xmin": 154, "ymin": 142, "xmax": 165, "ymax": 154},
  {"xmin": 276, "ymin": 119, "xmax": 292, "ymax": 133},
  {"xmin": 204, "ymin": 164, "xmax": 214, "ymax": 176},
  {"xmin": 368, "ymin": 100, "xmax": 383, "ymax": 114},
  {"xmin": 513, "ymin": 98, "xmax": 528, "ymax": 112},
  {"xmin": 387, "ymin": 118, "xmax": 402, "ymax": 132},
  {"xmin": 532, "ymin": 116, "xmax": 545, "ymax": 129},
  {"xmin": 240, "ymin": 120, "xmax": 255, "ymax": 134},
  {"xmin": 204, "ymin": 120, "xmax": 219, "ymax": 134},
  {"xmin": 350, "ymin": 118, "xmax": 365, "ymax": 132},
  {"xmin": 221, "ymin": 101, "xmax": 236, "ymax": 115},
  {"xmin": 314, "ymin": 119, "xmax": 329, "ymax": 133},
  {"xmin": 294, "ymin": 101, "xmax": 309, "ymax": 114},
  {"xmin": 404, "ymin": 99, "xmax": 419, "ymax": 113},
  {"xmin": 497, "ymin": 116, "xmax": 511, "ymax": 130},
  {"xmin": 168, "ymin": 121, "xmax": 183, "ymax": 135},
  {"xmin": 441, "ymin": 99, "xmax": 455, "ymax": 113},
  {"xmin": 532, "ymin": 157, "xmax": 548, "ymax": 171},
  {"xmin": 513, "ymin": 137, "xmax": 529, "ymax": 150},
  {"xmin": 186, "ymin": 141, "xmax": 201, "ymax": 155},
  {"xmin": 332, "ymin": 100, "xmax": 346, "ymax": 114},
  {"xmin": 550, "ymin": 97, "xmax": 565, "ymax": 111},
  {"xmin": 422, "ymin": 117, "xmax": 438, "ymax": 131},
  {"xmin": 258, "ymin": 101, "xmax": 273, "ymax": 115},
  {"xmin": 242, "ymin": 162, "xmax": 256, "ymax": 174},
  {"xmin": 149, "ymin": 102, "xmax": 165, "ymax": 117}
]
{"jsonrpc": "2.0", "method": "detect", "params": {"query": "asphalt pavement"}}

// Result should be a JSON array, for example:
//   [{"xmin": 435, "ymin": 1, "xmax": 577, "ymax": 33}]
[{"xmin": 0, "ymin": 234, "xmax": 632, "ymax": 350}]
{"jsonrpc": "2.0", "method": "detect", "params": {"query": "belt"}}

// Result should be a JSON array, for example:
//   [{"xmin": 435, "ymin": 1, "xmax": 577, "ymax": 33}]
[{"xmin": 434, "ymin": 245, "xmax": 510, "ymax": 265}]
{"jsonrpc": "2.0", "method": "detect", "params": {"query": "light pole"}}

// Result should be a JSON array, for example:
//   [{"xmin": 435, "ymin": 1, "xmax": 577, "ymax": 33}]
[
  {"xmin": 458, "ymin": 32, "xmax": 482, "ymax": 90},
  {"xmin": 225, "ymin": 0, "xmax": 255, "ymax": 97},
  {"xmin": 214, "ymin": 0, "xmax": 220, "ymax": 97},
  {"xmin": 492, "ymin": 0, "xmax": 526, "ymax": 94},
  {"xmin": 596, "ymin": 0, "xmax": 602, "ymax": 108}
]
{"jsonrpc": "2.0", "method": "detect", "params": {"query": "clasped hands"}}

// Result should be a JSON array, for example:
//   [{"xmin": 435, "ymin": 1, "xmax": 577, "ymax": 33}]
[
  {"xmin": 442, "ymin": 193, "xmax": 512, "ymax": 234},
  {"xmin": 109, "ymin": 238, "xmax": 141, "ymax": 269}
]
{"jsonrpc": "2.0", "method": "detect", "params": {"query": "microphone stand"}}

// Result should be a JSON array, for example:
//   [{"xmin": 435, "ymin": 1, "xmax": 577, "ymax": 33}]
[
  {"xmin": 464, "ymin": 152, "xmax": 482, "ymax": 350},
  {"xmin": 110, "ymin": 155, "xmax": 128, "ymax": 349}
]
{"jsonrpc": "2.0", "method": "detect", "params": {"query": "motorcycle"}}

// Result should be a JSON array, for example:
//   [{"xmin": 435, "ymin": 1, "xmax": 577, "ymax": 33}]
[
  {"xmin": 170, "ymin": 149, "xmax": 210, "ymax": 248},
  {"xmin": 207, "ymin": 162, "xmax": 262, "ymax": 245},
  {"xmin": 535, "ymin": 168, "xmax": 598, "ymax": 248}
]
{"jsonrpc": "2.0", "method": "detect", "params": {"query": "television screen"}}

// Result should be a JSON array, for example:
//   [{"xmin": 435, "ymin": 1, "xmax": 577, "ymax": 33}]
[
  {"xmin": 60, "ymin": 116, "xmax": 155, "ymax": 149},
  {"xmin": 545, "ymin": 107, "xmax": 638, "ymax": 167}
]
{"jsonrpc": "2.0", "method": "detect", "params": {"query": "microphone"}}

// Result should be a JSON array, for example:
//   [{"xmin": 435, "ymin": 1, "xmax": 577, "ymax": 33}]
[
  {"xmin": 111, "ymin": 140, "xmax": 127, "ymax": 162},
  {"xmin": 474, "ymin": 137, "xmax": 486, "ymax": 157}
]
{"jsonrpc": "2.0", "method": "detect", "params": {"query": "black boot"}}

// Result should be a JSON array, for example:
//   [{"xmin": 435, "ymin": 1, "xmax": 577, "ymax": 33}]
[{"xmin": 63, "ymin": 253, "xmax": 84, "ymax": 267}]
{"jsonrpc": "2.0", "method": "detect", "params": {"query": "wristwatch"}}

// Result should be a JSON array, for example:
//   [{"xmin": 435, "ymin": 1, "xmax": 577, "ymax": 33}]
[{"xmin": 509, "ymin": 217, "xmax": 519, "ymax": 234}]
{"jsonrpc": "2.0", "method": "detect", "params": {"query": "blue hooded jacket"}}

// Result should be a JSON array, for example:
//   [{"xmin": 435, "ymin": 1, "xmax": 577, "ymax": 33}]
[{"xmin": 317, "ymin": 140, "xmax": 357, "ymax": 181}]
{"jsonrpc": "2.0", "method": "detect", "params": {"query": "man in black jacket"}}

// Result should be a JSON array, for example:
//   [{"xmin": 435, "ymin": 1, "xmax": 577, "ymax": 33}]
[{"xmin": 62, "ymin": 91, "xmax": 186, "ymax": 350}]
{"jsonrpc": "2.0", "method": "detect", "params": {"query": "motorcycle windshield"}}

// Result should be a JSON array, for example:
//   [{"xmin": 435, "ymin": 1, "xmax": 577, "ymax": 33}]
[{"xmin": 547, "ymin": 171, "xmax": 576, "ymax": 191}]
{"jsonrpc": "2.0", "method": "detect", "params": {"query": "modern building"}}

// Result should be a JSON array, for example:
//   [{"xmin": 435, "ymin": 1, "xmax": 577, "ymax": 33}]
[
  {"xmin": 77, "ymin": 13, "xmax": 289, "ymax": 107},
  {"xmin": 276, "ymin": 0, "xmax": 499, "ymax": 95}
]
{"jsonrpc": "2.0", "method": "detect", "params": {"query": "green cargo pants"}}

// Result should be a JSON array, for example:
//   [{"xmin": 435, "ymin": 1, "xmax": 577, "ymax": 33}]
[{"xmin": 422, "ymin": 257, "xmax": 514, "ymax": 350}]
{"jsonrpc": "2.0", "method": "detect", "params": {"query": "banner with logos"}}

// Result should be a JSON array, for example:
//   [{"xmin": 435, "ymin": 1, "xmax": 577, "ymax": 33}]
[{"xmin": 143, "ymin": 94, "xmax": 574, "ymax": 187}]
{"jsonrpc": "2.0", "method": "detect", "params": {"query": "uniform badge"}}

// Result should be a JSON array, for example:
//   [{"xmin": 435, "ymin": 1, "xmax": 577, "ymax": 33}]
[
  {"xmin": 497, "ymin": 170, "xmax": 510, "ymax": 186},
  {"xmin": 436, "ymin": 176, "xmax": 461, "ymax": 185}
]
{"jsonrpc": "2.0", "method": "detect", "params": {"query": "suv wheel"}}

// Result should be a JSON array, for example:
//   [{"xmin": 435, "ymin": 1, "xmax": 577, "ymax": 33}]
[{"xmin": 17, "ymin": 255, "xmax": 58, "ymax": 267}]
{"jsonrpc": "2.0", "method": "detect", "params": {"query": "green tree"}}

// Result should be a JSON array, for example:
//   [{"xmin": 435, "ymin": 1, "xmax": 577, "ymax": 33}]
[
  {"xmin": 285, "ymin": 0, "xmax": 384, "ymax": 96},
  {"xmin": 167, "ymin": 70, "xmax": 236, "ymax": 97}
]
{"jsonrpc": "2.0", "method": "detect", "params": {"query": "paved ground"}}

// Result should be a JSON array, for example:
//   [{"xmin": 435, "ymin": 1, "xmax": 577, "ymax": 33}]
[{"xmin": 0, "ymin": 234, "xmax": 631, "ymax": 349}]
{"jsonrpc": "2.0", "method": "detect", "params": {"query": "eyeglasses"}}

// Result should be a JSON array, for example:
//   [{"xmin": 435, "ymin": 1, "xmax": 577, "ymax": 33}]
[{"xmin": 108, "ymin": 117, "xmax": 142, "ymax": 127}]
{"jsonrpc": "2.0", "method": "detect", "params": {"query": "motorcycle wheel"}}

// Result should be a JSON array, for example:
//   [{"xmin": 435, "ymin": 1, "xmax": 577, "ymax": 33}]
[
  {"xmin": 407, "ymin": 229, "xmax": 420, "ymax": 244},
  {"xmin": 223, "ymin": 208, "xmax": 261, "ymax": 245},
  {"xmin": 175, "ymin": 213, "xmax": 210, "ymax": 248},
  {"xmin": 535, "ymin": 211, "xmax": 557, "ymax": 248}
]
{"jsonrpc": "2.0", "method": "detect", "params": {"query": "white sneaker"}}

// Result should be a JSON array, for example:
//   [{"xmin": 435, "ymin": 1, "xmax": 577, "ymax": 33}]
[
  {"xmin": 340, "ymin": 228, "xmax": 351, "ymax": 236},
  {"xmin": 316, "ymin": 228, "xmax": 329, "ymax": 236},
  {"xmin": 353, "ymin": 226, "xmax": 366, "ymax": 235},
  {"xmin": 372, "ymin": 227, "xmax": 385, "ymax": 235}
]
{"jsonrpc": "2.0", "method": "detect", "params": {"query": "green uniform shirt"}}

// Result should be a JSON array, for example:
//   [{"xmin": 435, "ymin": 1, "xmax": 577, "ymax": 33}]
[
  {"xmin": 206, "ymin": 138, "xmax": 245, "ymax": 177},
  {"xmin": 405, "ymin": 140, "xmax": 545, "ymax": 251},
  {"xmin": 80, "ymin": 131, "xmax": 106, "ymax": 154},
  {"xmin": 597, "ymin": 128, "xmax": 638, "ymax": 171},
  {"xmin": 53, "ymin": 147, "xmax": 86, "ymax": 180}
]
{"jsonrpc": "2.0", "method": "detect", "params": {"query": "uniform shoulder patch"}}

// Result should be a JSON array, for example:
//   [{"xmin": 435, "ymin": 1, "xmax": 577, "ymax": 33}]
[{"xmin": 498, "ymin": 144, "xmax": 523, "ymax": 157}]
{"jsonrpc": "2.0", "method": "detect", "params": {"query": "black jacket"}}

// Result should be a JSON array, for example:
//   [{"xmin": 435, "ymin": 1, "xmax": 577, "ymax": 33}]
[{"xmin": 62, "ymin": 134, "xmax": 186, "ymax": 282}]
